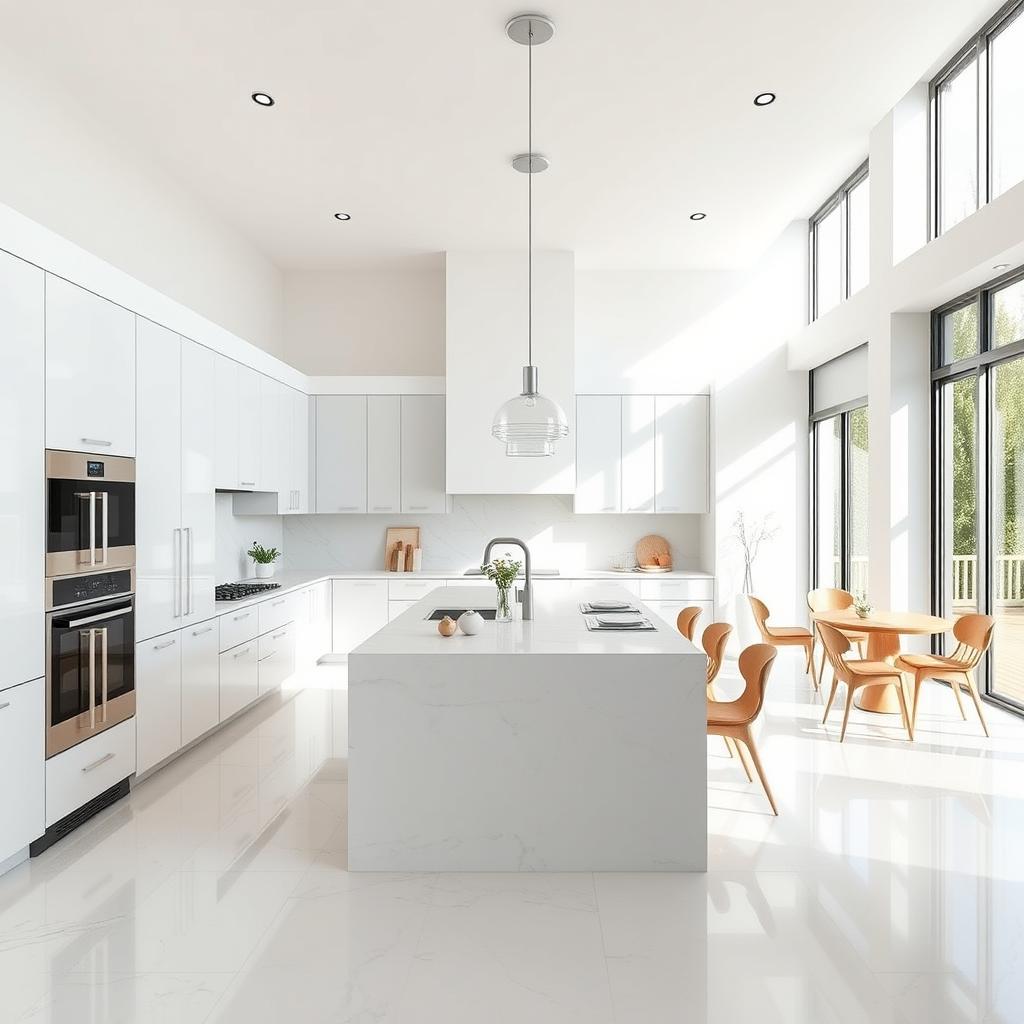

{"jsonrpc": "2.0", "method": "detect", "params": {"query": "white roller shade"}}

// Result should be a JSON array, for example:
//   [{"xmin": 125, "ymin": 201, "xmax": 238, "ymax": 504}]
[{"xmin": 811, "ymin": 344, "xmax": 868, "ymax": 414}]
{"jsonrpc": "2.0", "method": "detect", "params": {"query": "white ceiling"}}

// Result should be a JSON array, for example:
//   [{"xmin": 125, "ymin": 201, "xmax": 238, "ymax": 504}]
[{"xmin": 0, "ymin": 0, "xmax": 999, "ymax": 271}]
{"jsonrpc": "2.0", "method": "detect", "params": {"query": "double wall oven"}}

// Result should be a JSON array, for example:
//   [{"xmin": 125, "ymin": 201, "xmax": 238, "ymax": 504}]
[{"xmin": 45, "ymin": 451, "xmax": 137, "ymax": 759}]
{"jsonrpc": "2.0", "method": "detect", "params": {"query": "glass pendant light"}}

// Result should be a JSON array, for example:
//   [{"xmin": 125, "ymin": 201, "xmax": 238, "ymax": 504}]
[{"xmin": 492, "ymin": 14, "xmax": 568, "ymax": 458}]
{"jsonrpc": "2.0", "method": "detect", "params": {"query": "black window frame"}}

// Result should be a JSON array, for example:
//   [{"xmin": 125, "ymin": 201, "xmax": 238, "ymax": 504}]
[
  {"xmin": 809, "ymin": 386, "xmax": 869, "ymax": 595},
  {"xmin": 930, "ymin": 0, "xmax": 1024, "ymax": 239},
  {"xmin": 808, "ymin": 161, "xmax": 870, "ymax": 323},
  {"xmin": 932, "ymin": 262, "xmax": 1024, "ymax": 716}
]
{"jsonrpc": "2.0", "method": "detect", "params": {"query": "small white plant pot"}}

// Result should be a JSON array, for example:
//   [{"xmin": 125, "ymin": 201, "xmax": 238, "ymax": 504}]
[
  {"xmin": 255, "ymin": 562, "xmax": 275, "ymax": 579},
  {"xmin": 457, "ymin": 610, "xmax": 483, "ymax": 635}
]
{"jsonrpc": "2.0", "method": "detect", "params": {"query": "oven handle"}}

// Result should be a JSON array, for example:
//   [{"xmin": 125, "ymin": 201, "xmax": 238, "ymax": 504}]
[
  {"xmin": 82, "ymin": 628, "xmax": 96, "ymax": 729},
  {"xmin": 99, "ymin": 491, "xmax": 109, "ymax": 566},
  {"xmin": 100, "ymin": 626, "xmax": 108, "ymax": 723},
  {"xmin": 68, "ymin": 604, "xmax": 132, "ymax": 628},
  {"xmin": 75, "ymin": 492, "xmax": 97, "ymax": 566}
]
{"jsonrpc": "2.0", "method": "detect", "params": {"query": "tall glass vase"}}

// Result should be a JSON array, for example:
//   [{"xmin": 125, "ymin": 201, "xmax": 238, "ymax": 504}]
[{"xmin": 495, "ymin": 584, "xmax": 513, "ymax": 622}]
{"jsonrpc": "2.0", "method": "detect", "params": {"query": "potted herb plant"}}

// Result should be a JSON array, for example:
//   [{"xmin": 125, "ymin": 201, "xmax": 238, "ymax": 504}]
[
  {"xmin": 479, "ymin": 556, "xmax": 522, "ymax": 622},
  {"xmin": 247, "ymin": 541, "xmax": 281, "ymax": 579}
]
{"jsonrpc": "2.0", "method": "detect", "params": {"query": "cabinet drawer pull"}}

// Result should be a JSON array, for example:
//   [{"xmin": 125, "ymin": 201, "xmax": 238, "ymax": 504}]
[
  {"xmin": 408, "ymin": 505, "xmax": 429, "ymax": 511},
  {"xmin": 659, "ymin": 505, "xmax": 681, "ymax": 512},
  {"xmin": 192, "ymin": 626, "xmax": 214, "ymax": 636},
  {"xmin": 258, "ymin": 652, "xmax": 276, "ymax": 663},
  {"xmin": 240, "ymin": 480, "xmax": 256, "ymax": 487},
  {"xmin": 0, "ymin": 702, "xmax": 10, "ymax": 712},
  {"xmin": 82, "ymin": 752, "xmax": 115, "ymax": 773},
  {"xmin": 338, "ymin": 505, "xmax": 360, "ymax": 511},
  {"xmin": 233, "ymin": 612, "xmax": 251, "ymax": 621},
  {"xmin": 372, "ymin": 505, "xmax": 393, "ymax": 512},
  {"xmin": 271, "ymin": 599, "xmax": 285, "ymax": 607},
  {"xmin": 233, "ymin": 646, "xmax": 252, "ymax": 658},
  {"xmin": 153, "ymin": 638, "xmax": 177, "ymax": 651},
  {"xmin": 81, "ymin": 437, "xmax": 112, "ymax": 447},
  {"xmin": 601, "ymin": 505, "xmax": 615, "ymax": 512},
  {"xmin": 271, "ymin": 629, "xmax": 288, "ymax": 639}
]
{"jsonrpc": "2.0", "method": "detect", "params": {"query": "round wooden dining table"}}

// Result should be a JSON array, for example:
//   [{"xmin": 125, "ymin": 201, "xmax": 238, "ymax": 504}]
[{"xmin": 812, "ymin": 609, "xmax": 954, "ymax": 713}]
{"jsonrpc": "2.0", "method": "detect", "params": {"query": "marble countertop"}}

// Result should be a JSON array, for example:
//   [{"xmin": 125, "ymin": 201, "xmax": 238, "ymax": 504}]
[
  {"xmin": 213, "ymin": 567, "xmax": 713, "ymax": 613},
  {"xmin": 350, "ymin": 584, "xmax": 700, "ymax": 658}
]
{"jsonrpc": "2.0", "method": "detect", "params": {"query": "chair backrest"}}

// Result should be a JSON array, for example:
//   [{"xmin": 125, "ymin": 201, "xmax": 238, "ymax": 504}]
[
  {"xmin": 746, "ymin": 595, "xmax": 772, "ymax": 641},
  {"xmin": 676, "ymin": 606, "xmax": 702, "ymax": 641},
  {"xmin": 952, "ymin": 613, "xmax": 996, "ymax": 667},
  {"xmin": 817, "ymin": 622, "xmax": 852, "ymax": 680},
  {"xmin": 732, "ymin": 643, "xmax": 777, "ymax": 723},
  {"xmin": 807, "ymin": 588, "xmax": 854, "ymax": 613},
  {"xmin": 702, "ymin": 622, "xmax": 733, "ymax": 685}
]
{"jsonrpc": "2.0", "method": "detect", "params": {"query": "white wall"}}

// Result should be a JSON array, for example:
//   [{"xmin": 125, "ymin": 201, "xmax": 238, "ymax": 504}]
[
  {"xmin": 282, "ymin": 495, "xmax": 701, "ymax": 574},
  {"xmin": 283, "ymin": 262, "xmax": 445, "ymax": 374},
  {"xmin": 216, "ymin": 494, "xmax": 283, "ymax": 584},
  {"xmin": 0, "ymin": 45, "xmax": 285, "ymax": 357}
]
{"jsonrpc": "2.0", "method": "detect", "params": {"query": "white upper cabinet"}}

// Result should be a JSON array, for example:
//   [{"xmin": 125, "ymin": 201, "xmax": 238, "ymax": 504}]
[
  {"xmin": 180, "ymin": 340, "xmax": 216, "ymax": 624},
  {"xmin": 621, "ymin": 395, "xmax": 656, "ymax": 514},
  {"xmin": 136, "ymin": 319, "xmax": 183, "ymax": 641},
  {"xmin": 0, "ymin": 251, "xmax": 44, "ymax": 691},
  {"xmin": 315, "ymin": 396, "xmax": 367, "ymax": 513},
  {"xmin": 655, "ymin": 395, "xmax": 709, "ymax": 513},
  {"xmin": 574, "ymin": 395, "xmax": 621, "ymax": 514},
  {"xmin": 258, "ymin": 375, "xmax": 288, "ymax": 499},
  {"xmin": 573, "ymin": 394, "xmax": 710, "ymax": 515},
  {"xmin": 401, "ymin": 395, "xmax": 447, "ymax": 514},
  {"xmin": 289, "ymin": 390, "xmax": 310, "ymax": 514},
  {"xmin": 214, "ymin": 353, "xmax": 241, "ymax": 489},
  {"xmin": 367, "ymin": 396, "xmax": 401, "ymax": 514},
  {"xmin": 45, "ymin": 275, "xmax": 135, "ymax": 456},
  {"xmin": 237, "ymin": 365, "xmax": 261, "ymax": 489}
]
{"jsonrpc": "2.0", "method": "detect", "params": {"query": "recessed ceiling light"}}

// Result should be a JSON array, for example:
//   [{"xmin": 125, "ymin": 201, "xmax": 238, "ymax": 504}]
[
  {"xmin": 689, "ymin": 212, "xmax": 707, "ymax": 221},
  {"xmin": 251, "ymin": 92, "xmax": 275, "ymax": 107},
  {"xmin": 753, "ymin": 92, "xmax": 776, "ymax": 107},
  {"xmin": 994, "ymin": 263, "xmax": 1011, "ymax": 271},
  {"xmin": 333, "ymin": 212, "xmax": 351, "ymax": 221}
]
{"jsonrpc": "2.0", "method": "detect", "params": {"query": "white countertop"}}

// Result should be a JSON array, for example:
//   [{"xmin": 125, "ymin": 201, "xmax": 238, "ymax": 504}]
[
  {"xmin": 213, "ymin": 567, "xmax": 713, "ymax": 613},
  {"xmin": 350, "ymin": 584, "xmax": 698, "ymax": 657}
]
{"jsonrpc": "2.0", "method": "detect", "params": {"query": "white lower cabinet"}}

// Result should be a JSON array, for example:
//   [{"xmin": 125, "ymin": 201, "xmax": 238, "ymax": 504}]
[
  {"xmin": 45, "ymin": 718, "xmax": 136, "ymax": 828},
  {"xmin": 299, "ymin": 582, "xmax": 332, "ymax": 668},
  {"xmin": 181, "ymin": 620, "xmax": 220, "ymax": 747},
  {"xmin": 220, "ymin": 641, "xmax": 259, "ymax": 721},
  {"xmin": 258, "ymin": 622, "xmax": 296, "ymax": 695},
  {"xmin": 332, "ymin": 580, "xmax": 388, "ymax": 653},
  {"xmin": 0, "ymin": 677, "xmax": 44, "ymax": 863},
  {"xmin": 135, "ymin": 631, "xmax": 183, "ymax": 775}
]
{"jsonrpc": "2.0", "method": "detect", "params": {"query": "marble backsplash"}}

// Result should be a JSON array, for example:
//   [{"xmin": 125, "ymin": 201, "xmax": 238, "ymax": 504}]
[
  {"xmin": 216, "ymin": 493, "xmax": 284, "ymax": 583},
  {"xmin": 278, "ymin": 494, "xmax": 702, "ymax": 574}
]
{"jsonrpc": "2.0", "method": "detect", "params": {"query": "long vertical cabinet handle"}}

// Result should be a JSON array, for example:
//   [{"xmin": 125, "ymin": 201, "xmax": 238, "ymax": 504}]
[
  {"xmin": 185, "ymin": 527, "xmax": 194, "ymax": 615},
  {"xmin": 100, "ymin": 626, "xmax": 109, "ymax": 722},
  {"xmin": 173, "ymin": 528, "xmax": 182, "ymax": 618}
]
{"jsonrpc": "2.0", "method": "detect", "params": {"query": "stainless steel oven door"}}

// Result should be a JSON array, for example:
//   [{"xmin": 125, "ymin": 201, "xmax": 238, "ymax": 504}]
[
  {"xmin": 46, "ymin": 450, "xmax": 135, "ymax": 577},
  {"xmin": 46, "ymin": 595, "xmax": 136, "ymax": 758}
]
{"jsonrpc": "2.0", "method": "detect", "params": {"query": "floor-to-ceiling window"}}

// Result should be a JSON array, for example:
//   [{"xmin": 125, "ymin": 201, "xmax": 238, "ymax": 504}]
[
  {"xmin": 810, "ymin": 347, "xmax": 870, "ymax": 595},
  {"xmin": 934, "ymin": 269, "xmax": 1024, "ymax": 712},
  {"xmin": 933, "ymin": 0, "xmax": 1024, "ymax": 236}
]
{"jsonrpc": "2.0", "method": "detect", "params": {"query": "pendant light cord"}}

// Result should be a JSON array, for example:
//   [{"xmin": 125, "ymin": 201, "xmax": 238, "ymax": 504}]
[{"xmin": 528, "ymin": 18, "xmax": 533, "ymax": 369}]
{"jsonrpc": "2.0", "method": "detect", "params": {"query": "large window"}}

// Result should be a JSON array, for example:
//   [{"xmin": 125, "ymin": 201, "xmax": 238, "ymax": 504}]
[
  {"xmin": 933, "ymin": 266, "xmax": 1024, "ymax": 713},
  {"xmin": 933, "ymin": 1, "xmax": 1024, "ymax": 236},
  {"xmin": 809, "ymin": 163, "xmax": 870, "ymax": 321}
]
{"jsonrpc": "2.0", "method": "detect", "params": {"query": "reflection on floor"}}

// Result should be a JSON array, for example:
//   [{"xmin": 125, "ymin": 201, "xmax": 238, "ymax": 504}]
[{"xmin": 1, "ymin": 656, "xmax": 1022, "ymax": 1023}]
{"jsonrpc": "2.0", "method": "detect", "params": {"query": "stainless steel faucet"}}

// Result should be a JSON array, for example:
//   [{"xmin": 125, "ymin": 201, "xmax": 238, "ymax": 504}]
[{"xmin": 482, "ymin": 537, "xmax": 533, "ymax": 620}]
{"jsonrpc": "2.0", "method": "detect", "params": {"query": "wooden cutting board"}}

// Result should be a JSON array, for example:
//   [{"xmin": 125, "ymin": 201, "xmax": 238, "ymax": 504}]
[
  {"xmin": 635, "ymin": 534, "xmax": 672, "ymax": 569},
  {"xmin": 385, "ymin": 527, "xmax": 421, "ymax": 572}
]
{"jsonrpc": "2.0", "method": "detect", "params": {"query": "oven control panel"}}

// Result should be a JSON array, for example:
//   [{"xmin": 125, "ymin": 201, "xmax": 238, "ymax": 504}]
[{"xmin": 47, "ymin": 569, "xmax": 134, "ymax": 611}]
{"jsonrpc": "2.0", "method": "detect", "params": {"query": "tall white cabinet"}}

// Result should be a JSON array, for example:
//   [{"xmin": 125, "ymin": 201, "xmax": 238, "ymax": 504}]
[
  {"xmin": 574, "ymin": 393, "xmax": 710, "ymax": 515},
  {"xmin": 136, "ymin": 320, "xmax": 216, "ymax": 641},
  {"xmin": 367, "ymin": 396, "xmax": 401, "ymax": 513},
  {"xmin": 45, "ymin": 275, "xmax": 136, "ymax": 456},
  {"xmin": 315, "ymin": 396, "xmax": 368, "ymax": 513},
  {"xmin": 401, "ymin": 395, "xmax": 447, "ymax": 513},
  {"xmin": 0, "ymin": 251, "xmax": 44, "ymax": 690}
]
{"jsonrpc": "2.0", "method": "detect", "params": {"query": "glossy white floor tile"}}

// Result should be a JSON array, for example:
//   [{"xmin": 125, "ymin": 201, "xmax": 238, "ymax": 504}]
[{"xmin": 1, "ymin": 656, "xmax": 1022, "ymax": 1023}]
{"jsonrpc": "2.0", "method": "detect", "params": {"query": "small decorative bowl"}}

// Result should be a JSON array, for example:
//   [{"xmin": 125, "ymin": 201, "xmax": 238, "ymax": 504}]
[{"xmin": 457, "ymin": 610, "xmax": 483, "ymax": 635}]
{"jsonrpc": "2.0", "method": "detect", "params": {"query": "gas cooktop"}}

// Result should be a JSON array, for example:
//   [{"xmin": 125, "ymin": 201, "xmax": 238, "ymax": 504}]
[{"xmin": 215, "ymin": 581, "xmax": 282, "ymax": 602}]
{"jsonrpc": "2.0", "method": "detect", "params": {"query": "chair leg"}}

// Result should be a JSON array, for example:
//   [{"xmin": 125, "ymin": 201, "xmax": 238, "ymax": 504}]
[
  {"xmin": 910, "ymin": 672, "xmax": 924, "ymax": 735},
  {"xmin": 817, "ymin": 644, "xmax": 828, "ymax": 691},
  {"xmin": 948, "ymin": 677, "xmax": 967, "ymax": 720},
  {"xmin": 964, "ymin": 674, "xmax": 990, "ymax": 738},
  {"xmin": 822, "ymin": 679, "xmax": 840, "ymax": 725},
  {"xmin": 733, "ymin": 737, "xmax": 753, "ymax": 782},
  {"xmin": 724, "ymin": 737, "xmax": 736, "ymax": 758},
  {"xmin": 740, "ymin": 729, "xmax": 778, "ymax": 816},
  {"xmin": 840, "ymin": 685, "xmax": 855, "ymax": 742},
  {"xmin": 894, "ymin": 678, "xmax": 913, "ymax": 741},
  {"xmin": 806, "ymin": 642, "xmax": 819, "ymax": 691}
]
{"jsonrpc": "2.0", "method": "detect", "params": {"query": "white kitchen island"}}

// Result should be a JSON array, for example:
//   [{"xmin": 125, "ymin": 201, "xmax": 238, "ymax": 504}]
[{"xmin": 348, "ymin": 584, "xmax": 707, "ymax": 872}]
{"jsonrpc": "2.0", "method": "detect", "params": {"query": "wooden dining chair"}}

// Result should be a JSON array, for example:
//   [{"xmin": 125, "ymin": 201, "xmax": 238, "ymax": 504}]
[
  {"xmin": 806, "ymin": 588, "xmax": 868, "ymax": 682},
  {"xmin": 703, "ymin": 622, "xmax": 735, "ymax": 758},
  {"xmin": 676, "ymin": 605, "xmax": 702, "ymax": 641},
  {"xmin": 707, "ymin": 643, "xmax": 779, "ymax": 815},
  {"xmin": 818, "ymin": 623, "xmax": 912, "ymax": 742},
  {"xmin": 747, "ymin": 595, "xmax": 818, "ymax": 689},
  {"xmin": 895, "ymin": 614, "xmax": 995, "ymax": 737}
]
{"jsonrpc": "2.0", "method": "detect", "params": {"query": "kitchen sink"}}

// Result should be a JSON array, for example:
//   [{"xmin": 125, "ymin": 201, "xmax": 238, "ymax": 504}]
[{"xmin": 426, "ymin": 608, "xmax": 498, "ymax": 621}]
